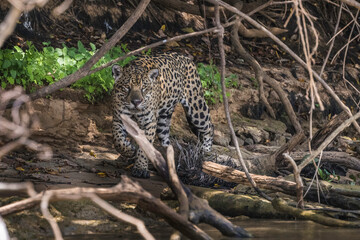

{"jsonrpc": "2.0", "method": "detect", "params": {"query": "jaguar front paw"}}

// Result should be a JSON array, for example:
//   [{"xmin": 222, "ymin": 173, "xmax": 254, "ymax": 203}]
[{"xmin": 131, "ymin": 167, "xmax": 150, "ymax": 178}]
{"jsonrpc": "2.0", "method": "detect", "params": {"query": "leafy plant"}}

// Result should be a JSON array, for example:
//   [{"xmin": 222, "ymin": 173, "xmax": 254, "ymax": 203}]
[
  {"xmin": 197, "ymin": 61, "xmax": 238, "ymax": 104},
  {"xmin": 318, "ymin": 168, "xmax": 340, "ymax": 182},
  {"xmin": 0, "ymin": 41, "xmax": 135, "ymax": 102}
]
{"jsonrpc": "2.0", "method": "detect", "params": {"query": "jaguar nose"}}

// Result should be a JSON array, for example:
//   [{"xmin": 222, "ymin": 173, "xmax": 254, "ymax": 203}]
[{"xmin": 132, "ymin": 99, "xmax": 143, "ymax": 107}]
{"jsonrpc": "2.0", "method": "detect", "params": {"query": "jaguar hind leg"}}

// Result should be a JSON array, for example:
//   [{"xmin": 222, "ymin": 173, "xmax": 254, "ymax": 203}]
[{"xmin": 181, "ymin": 98, "xmax": 214, "ymax": 152}]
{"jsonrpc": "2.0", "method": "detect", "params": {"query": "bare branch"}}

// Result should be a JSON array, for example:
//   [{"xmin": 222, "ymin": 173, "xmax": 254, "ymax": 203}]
[
  {"xmin": 283, "ymin": 153, "xmax": 304, "ymax": 208},
  {"xmin": 215, "ymin": 3, "xmax": 272, "ymax": 201},
  {"xmin": 206, "ymin": 0, "xmax": 360, "ymax": 133},
  {"xmin": 40, "ymin": 192, "xmax": 63, "ymax": 240},
  {"xmin": 167, "ymin": 145, "xmax": 189, "ymax": 240},
  {"xmin": 338, "ymin": 0, "xmax": 360, "ymax": 10},
  {"xmin": 88, "ymin": 193, "xmax": 155, "ymax": 240},
  {"xmin": 298, "ymin": 111, "xmax": 360, "ymax": 170},
  {"xmin": 52, "ymin": 0, "xmax": 73, "ymax": 17}
]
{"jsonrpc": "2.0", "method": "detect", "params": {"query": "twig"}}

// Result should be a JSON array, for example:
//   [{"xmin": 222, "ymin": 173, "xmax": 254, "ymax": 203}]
[
  {"xmin": 298, "ymin": 111, "xmax": 360, "ymax": 170},
  {"xmin": 272, "ymin": 197, "xmax": 360, "ymax": 227},
  {"xmin": 320, "ymin": 2, "xmax": 343, "ymax": 77},
  {"xmin": 205, "ymin": 0, "xmax": 360, "ymax": 134},
  {"xmin": 166, "ymin": 146, "xmax": 189, "ymax": 240},
  {"xmin": 87, "ymin": 193, "xmax": 155, "ymax": 240},
  {"xmin": 338, "ymin": 0, "xmax": 360, "ymax": 10},
  {"xmin": 283, "ymin": 153, "xmax": 304, "ymax": 208},
  {"xmin": 215, "ymin": 3, "xmax": 272, "ymax": 201},
  {"xmin": 0, "ymin": 0, "xmax": 49, "ymax": 47},
  {"xmin": 40, "ymin": 192, "xmax": 63, "ymax": 240},
  {"xmin": 0, "ymin": 182, "xmax": 37, "ymax": 197},
  {"xmin": 0, "ymin": 87, "xmax": 52, "ymax": 159}
]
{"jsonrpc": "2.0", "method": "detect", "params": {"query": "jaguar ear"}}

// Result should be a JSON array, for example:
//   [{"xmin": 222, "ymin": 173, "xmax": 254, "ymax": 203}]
[
  {"xmin": 112, "ymin": 65, "xmax": 122, "ymax": 79},
  {"xmin": 148, "ymin": 69, "xmax": 159, "ymax": 81}
]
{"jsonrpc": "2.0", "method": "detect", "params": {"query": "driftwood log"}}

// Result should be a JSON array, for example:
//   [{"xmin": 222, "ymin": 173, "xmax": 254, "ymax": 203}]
[
  {"xmin": 203, "ymin": 161, "xmax": 360, "ymax": 210},
  {"xmin": 272, "ymin": 197, "xmax": 360, "ymax": 228},
  {"xmin": 120, "ymin": 114, "xmax": 251, "ymax": 238}
]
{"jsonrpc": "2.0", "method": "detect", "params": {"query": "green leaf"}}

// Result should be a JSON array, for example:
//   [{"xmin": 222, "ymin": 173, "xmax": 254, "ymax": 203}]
[
  {"xmin": 55, "ymin": 48, "xmax": 63, "ymax": 56},
  {"xmin": 57, "ymin": 58, "xmax": 64, "ymax": 65},
  {"xmin": 2, "ymin": 59, "xmax": 11, "ymax": 68},
  {"xmin": 78, "ymin": 41, "xmax": 86, "ymax": 53},
  {"xmin": 14, "ymin": 46, "xmax": 22, "ymax": 52},
  {"xmin": 7, "ymin": 77, "xmax": 14, "ymax": 84},
  {"xmin": 1, "ymin": 81, "xmax": 6, "ymax": 89},
  {"xmin": 75, "ymin": 54, "xmax": 84, "ymax": 61},
  {"xmin": 90, "ymin": 43, "xmax": 96, "ymax": 51},
  {"xmin": 10, "ymin": 69, "xmax": 16, "ymax": 79}
]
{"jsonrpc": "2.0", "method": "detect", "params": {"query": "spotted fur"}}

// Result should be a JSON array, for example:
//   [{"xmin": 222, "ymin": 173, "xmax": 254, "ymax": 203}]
[{"xmin": 112, "ymin": 52, "xmax": 213, "ymax": 178}]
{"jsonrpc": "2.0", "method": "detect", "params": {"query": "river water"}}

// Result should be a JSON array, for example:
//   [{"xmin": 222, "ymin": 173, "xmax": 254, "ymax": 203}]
[{"xmin": 65, "ymin": 219, "xmax": 360, "ymax": 239}]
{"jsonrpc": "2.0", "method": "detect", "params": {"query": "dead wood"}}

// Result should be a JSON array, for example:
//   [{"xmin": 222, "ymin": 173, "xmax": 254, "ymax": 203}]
[
  {"xmin": 272, "ymin": 197, "xmax": 360, "ymax": 228},
  {"xmin": 311, "ymin": 111, "xmax": 349, "ymax": 149},
  {"xmin": 189, "ymin": 185, "xmax": 289, "ymax": 219},
  {"xmin": 240, "ymin": 144, "xmax": 360, "ymax": 172},
  {"xmin": 229, "ymin": 6, "xmax": 305, "ymax": 167},
  {"xmin": 283, "ymin": 153, "xmax": 304, "ymax": 208},
  {"xmin": 290, "ymin": 151, "xmax": 360, "ymax": 172},
  {"xmin": 207, "ymin": 0, "xmax": 360, "ymax": 134},
  {"xmin": 120, "ymin": 114, "xmax": 251, "ymax": 238},
  {"xmin": 166, "ymin": 146, "xmax": 189, "ymax": 240},
  {"xmin": 0, "ymin": 176, "xmax": 211, "ymax": 240},
  {"xmin": 203, "ymin": 161, "xmax": 360, "ymax": 210},
  {"xmin": 203, "ymin": 161, "xmax": 297, "ymax": 195}
]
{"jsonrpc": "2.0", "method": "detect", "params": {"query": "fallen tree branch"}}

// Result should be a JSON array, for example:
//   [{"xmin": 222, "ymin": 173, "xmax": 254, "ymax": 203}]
[
  {"xmin": 120, "ymin": 114, "xmax": 251, "ymax": 238},
  {"xmin": 0, "ymin": 177, "xmax": 210, "ymax": 240},
  {"xmin": 202, "ymin": 161, "xmax": 297, "ymax": 194},
  {"xmin": 272, "ymin": 197, "xmax": 360, "ymax": 227},
  {"xmin": 166, "ymin": 145, "xmax": 189, "ymax": 240},
  {"xmin": 291, "ymin": 151, "xmax": 360, "ymax": 172},
  {"xmin": 203, "ymin": 161, "xmax": 360, "ymax": 210}
]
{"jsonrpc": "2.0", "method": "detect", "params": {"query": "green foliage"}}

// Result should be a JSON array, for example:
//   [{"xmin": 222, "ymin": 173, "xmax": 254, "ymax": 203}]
[
  {"xmin": 318, "ymin": 168, "xmax": 340, "ymax": 182},
  {"xmin": 197, "ymin": 62, "xmax": 238, "ymax": 104},
  {"xmin": 0, "ymin": 41, "xmax": 135, "ymax": 102}
]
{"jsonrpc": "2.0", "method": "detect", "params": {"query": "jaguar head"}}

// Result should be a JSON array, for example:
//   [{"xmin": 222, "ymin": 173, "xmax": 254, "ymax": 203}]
[{"xmin": 112, "ymin": 64, "xmax": 159, "ymax": 111}]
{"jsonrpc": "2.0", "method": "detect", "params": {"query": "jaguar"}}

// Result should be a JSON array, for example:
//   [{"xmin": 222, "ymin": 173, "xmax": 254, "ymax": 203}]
[{"xmin": 112, "ymin": 52, "xmax": 213, "ymax": 178}]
